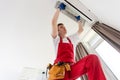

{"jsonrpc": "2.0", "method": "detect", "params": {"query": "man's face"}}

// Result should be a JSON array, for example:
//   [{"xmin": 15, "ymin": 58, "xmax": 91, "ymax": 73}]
[{"xmin": 58, "ymin": 24, "xmax": 67, "ymax": 36}]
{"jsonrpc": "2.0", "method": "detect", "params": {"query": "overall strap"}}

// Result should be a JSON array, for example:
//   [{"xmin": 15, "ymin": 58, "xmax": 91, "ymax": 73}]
[
  {"xmin": 67, "ymin": 37, "xmax": 72, "ymax": 43},
  {"xmin": 60, "ymin": 37, "xmax": 63, "ymax": 43}
]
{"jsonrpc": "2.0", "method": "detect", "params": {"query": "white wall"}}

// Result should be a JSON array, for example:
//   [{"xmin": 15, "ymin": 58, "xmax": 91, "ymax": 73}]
[{"xmin": 0, "ymin": 0, "xmax": 56, "ymax": 80}]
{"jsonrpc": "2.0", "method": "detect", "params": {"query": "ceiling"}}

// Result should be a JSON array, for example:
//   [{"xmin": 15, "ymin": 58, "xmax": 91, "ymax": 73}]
[
  {"xmin": 0, "ymin": 0, "xmax": 120, "ymax": 80},
  {"xmin": 79, "ymin": 0, "xmax": 120, "ymax": 31}
]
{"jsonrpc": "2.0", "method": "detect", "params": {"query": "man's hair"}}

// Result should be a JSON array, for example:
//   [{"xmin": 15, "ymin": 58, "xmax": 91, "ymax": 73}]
[{"xmin": 57, "ymin": 23, "xmax": 63, "ymax": 27}]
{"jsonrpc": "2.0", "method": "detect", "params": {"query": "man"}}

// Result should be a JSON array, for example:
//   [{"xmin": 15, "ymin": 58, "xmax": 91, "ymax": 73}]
[{"xmin": 51, "ymin": 3, "xmax": 106, "ymax": 80}]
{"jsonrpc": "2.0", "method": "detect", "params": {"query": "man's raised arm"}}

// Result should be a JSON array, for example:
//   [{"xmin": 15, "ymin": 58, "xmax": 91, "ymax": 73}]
[
  {"xmin": 75, "ymin": 16, "xmax": 83, "ymax": 35},
  {"xmin": 51, "ymin": 3, "xmax": 66, "ymax": 38},
  {"xmin": 51, "ymin": 9, "xmax": 60, "ymax": 38}
]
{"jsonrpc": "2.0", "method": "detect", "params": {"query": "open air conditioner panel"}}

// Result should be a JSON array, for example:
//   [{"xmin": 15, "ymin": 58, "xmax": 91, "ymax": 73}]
[{"xmin": 55, "ymin": 0, "xmax": 99, "ymax": 25}]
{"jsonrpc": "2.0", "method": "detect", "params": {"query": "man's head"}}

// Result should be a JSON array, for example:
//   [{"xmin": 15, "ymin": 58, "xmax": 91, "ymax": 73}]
[{"xmin": 57, "ymin": 23, "xmax": 67, "ymax": 37}]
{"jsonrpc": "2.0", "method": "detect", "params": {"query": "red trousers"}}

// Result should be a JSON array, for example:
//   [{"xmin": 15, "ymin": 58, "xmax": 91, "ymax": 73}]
[{"xmin": 63, "ymin": 54, "xmax": 106, "ymax": 80}]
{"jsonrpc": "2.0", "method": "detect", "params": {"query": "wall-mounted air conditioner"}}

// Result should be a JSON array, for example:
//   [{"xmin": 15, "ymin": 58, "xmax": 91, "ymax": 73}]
[{"xmin": 55, "ymin": 0, "xmax": 99, "ymax": 25}]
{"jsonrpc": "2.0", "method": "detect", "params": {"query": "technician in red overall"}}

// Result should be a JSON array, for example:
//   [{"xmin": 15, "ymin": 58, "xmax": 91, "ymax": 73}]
[{"xmin": 51, "ymin": 3, "xmax": 106, "ymax": 80}]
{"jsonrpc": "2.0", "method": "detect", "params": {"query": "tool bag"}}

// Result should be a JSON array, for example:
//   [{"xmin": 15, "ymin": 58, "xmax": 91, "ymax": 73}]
[{"xmin": 47, "ymin": 62, "xmax": 71, "ymax": 80}]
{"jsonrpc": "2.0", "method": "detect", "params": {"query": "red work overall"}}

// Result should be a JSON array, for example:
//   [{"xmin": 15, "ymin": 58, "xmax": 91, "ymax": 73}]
[{"xmin": 54, "ymin": 37, "xmax": 106, "ymax": 80}]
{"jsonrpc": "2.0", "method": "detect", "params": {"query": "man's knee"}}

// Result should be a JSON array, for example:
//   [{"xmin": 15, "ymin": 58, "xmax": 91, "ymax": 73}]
[{"xmin": 87, "ymin": 54, "xmax": 99, "ymax": 63}]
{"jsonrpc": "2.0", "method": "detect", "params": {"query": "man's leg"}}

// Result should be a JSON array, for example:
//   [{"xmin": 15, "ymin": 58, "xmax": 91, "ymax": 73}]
[{"xmin": 69, "ymin": 54, "xmax": 106, "ymax": 80}]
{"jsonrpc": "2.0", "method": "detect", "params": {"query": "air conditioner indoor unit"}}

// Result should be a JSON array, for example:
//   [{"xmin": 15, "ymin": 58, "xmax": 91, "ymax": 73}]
[{"xmin": 55, "ymin": 0, "xmax": 99, "ymax": 25}]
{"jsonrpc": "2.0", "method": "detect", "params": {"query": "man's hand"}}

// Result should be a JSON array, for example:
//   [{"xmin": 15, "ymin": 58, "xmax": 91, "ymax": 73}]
[
  {"xmin": 75, "ymin": 16, "xmax": 81, "ymax": 21},
  {"xmin": 58, "ymin": 3, "xmax": 66, "ymax": 11}
]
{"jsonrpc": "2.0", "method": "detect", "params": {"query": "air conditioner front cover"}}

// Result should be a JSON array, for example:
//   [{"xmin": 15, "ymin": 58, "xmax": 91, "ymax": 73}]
[{"xmin": 55, "ymin": 0, "xmax": 99, "ymax": 25}]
